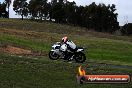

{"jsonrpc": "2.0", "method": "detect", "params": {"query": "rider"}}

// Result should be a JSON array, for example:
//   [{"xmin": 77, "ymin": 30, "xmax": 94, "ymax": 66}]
[{"xmin": 61, "ymin": 36, "xmax": 77, "ymax": 60}]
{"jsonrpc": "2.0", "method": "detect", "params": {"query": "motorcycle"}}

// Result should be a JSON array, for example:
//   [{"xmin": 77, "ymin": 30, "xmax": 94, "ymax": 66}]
[{"xmin": 49, "ymin": 42, "xmax": 86, "ymax": 63}]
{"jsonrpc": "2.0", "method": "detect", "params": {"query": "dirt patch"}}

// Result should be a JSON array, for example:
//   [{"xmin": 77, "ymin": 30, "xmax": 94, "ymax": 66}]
[
  {"xmin": 0, "ymin": 45, "xmax": 32, "ymax": 55},
  {"xmin": 0, "ymin": 45, "xmax": 47, "ymax": 56}
]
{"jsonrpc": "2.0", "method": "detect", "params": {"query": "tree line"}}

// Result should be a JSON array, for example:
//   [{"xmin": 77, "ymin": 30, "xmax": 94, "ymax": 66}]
[
  {"xmin": 13, "ymin": 0, "xmax": 120, "ymax": 33},
  {"xmin": 121, "ymin": 23, "xmax": 132, "ymax": 35},
  {"xmin": 0, "ymin": 0, "xmax": 120, "ymax": 33}
]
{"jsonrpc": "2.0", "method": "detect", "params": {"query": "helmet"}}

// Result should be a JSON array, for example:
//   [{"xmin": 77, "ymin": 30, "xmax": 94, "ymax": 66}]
[{"xmin": 62, "ymin": 36, "xmax": 68, "ymax": 43}]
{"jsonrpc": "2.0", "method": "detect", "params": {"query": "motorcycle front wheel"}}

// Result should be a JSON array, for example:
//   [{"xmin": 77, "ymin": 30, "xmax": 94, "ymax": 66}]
[
  {"xmin": 49, "ymin": 51, "xmax": 59, "ymax": 60},
  {"xmin": 75, "ymin": 52, "xmax": 86, "ymax": 63}
]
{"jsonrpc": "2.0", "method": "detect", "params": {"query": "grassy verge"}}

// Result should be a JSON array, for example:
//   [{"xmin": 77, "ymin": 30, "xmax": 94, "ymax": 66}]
[
  {"xmin": 0, "ymin": 34, "xmax": 50, "ymax": 51},
  {"xmin": 0, "ymin": 53, "xmax": 132, "ymax": 88},
  {"xmin": 0, "ymin": 29, "xmax": 132, "ymax": 65},
  {"xmin": 0, "ymin": 18, "xmax": 132, "ymax": 88}
]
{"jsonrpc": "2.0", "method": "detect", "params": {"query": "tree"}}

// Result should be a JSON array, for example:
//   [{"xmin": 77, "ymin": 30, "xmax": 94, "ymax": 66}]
[
  {"xmin": 121, "ymin": 23, "xmax": 132, "ymax": 35},
  {"xmin": 12, "ymin": 0, "xmax": 119, "ymax": 33},
  {"xmin": 13, "ymin": 0, "xmax": 28, "ymax": 20},
  {"xmin": 64, "ymin": 1, "xmax": 76, "ymax": 24},
  {"xmin": 4, "ymin": 0, "xmax": 11, "ymax": 18},
  {"xmin": 81, "ymin": 2, "xmax": 119, "ymax": 33},
  {"xmin": 50, "ymin": 1, "xmax": 66, "ymax": 23},
  {"xmin": 0, "ymin": 2, "xmax": 8, "ymax": 18},
  {"xmin": 28, "ymin": 0, "xmax": 48, "ymax": 20},
  {"xmin": 75, "ymin": 6, "xmax": 84, "ymax": 26}
]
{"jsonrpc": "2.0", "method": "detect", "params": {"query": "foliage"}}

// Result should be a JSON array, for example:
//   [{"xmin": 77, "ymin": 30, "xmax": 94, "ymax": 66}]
[
  {"xmin": 0, "ymin": 2, "xmax": 8, "ymax": 18},
  {"xmin": 13, "ymin": 0, "xmax": 28, "ymax": 20},
  {"xmin": 28, "ymin": 0, "xmax": 49, "ymax": 20},
  {"xmin": 12, "ymin": 0, "xmax": 119, "ymax": 33},
  {"xmin": 121, "ymin": 23, "xmax": 132, "ymax": 35},
  {"xmin": 4, "ymin": 0, "xmax": 11, "ymax": 18}
]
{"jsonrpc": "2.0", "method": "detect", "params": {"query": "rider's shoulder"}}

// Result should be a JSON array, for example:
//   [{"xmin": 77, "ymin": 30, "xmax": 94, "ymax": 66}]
[{"xmin": 67, "ymin": 40, "xmax": 72, "ymax": 42}]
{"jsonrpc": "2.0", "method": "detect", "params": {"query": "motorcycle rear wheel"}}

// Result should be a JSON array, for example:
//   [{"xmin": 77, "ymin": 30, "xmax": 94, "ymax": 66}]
[{"xmin": 75, "ymin": 52, "xmax": 86, "ymax": 63}]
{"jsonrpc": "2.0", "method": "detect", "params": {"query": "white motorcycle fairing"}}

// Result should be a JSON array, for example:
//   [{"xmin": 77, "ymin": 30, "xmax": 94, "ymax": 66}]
[
  {"xmin": 77, "ymin": 48, "xmax": 84, "ymax": 52},
  {"xmin": 49, "ymin": 42, "xmax": 86, "ymax": 63},
  {"xmin": 60, "ymin": 44, "xmax": 67, "ymax": 52},
  {"xmin": 51, "ymin": 43, "xmax": 61, "ymax": 55}
]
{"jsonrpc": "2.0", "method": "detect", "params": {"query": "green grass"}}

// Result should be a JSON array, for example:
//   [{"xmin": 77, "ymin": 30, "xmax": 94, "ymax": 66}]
[
  {"xmin": 1, "ymin": 30, "xmax": 132, "ymax": 65},
  {"xmin": 0, "ymin": 34, "xmax": 51, "ymax": 51},
  {"xmin": 75, "ymin": 37, "xmax": 132, "ymax": 65},
  {"xmin": 0, "ymin": 18, "xmax": 132, "ymax": 88},
  {"xmin": 0, "ymin": 53, "xmax": 132, "ymax": 88}
]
